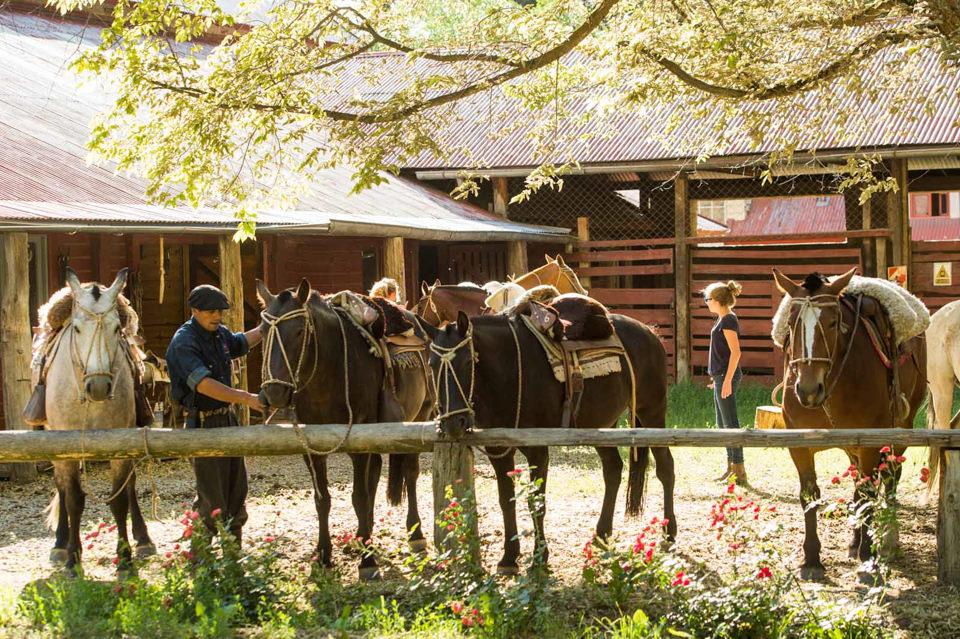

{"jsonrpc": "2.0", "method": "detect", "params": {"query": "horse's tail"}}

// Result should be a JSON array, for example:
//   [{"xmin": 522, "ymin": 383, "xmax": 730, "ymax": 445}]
[
  {"xmin": 626, "ymin": 412, "xmax": 649, "ymax": 516},
  {"xmin": 44, "ymin": 491, "xmax": 59, "ymax": 531},
  {"xmin": 386, "ymin": 454, "xmax": 407, "ymax": 507}
]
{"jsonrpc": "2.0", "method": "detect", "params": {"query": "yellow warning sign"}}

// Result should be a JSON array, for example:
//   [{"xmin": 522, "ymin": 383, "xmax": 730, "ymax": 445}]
[{"xmin": 934, "ymin": 262, "xmax": 952, "ymax": 287}]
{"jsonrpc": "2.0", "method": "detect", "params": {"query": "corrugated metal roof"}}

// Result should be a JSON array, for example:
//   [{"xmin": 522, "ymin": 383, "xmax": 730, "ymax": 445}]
[
  {"xmin": 0, "ymin": 11, "xmax": 571, "ymax": 241},
  {"xmin": 909, "ymin": 216, "xmax": 960, "ymax": 241},
  {"xmin": 728, "ymin": 197, "xmax": 846, "ymax": 236},
  {"xmin": 326, "ymin": 41, "xmax": 960, "ymax": 171}
]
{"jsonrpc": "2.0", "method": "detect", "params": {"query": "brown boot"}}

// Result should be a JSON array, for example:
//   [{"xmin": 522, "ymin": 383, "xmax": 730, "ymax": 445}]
[
  {"xmin": 714, "ymin": 461, "xmax": 732, "ymax": 482},
  {"xmin": 730, "ymin": 463, "xmax": 749, "ymax": 487}
]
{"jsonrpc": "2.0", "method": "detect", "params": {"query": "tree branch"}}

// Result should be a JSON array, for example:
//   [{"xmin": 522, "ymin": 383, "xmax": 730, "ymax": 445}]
[
  {"xmin": 147, "ymin": 0, "xmax": 622, "ymax": 123},
  {"xmin": 642, "ymin": 25, "xmax": 926, "ymax": 101}
]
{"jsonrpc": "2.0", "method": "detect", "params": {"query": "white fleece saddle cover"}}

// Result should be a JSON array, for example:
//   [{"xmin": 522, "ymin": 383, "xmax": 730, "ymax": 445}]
[{"xmin": 772, "ymin": 275, "xmax": 930, "ymax": 348}]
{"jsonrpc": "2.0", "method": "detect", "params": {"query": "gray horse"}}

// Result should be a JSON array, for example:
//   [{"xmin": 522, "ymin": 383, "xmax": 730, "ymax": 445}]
[{"xmin": 43, "ymin": 268, "xmax": 155, "ymax": 574}]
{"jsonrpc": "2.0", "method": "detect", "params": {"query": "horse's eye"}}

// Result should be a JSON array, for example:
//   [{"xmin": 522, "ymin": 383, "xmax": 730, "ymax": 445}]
[{"xmin": 74, "ymin": 326, "xmax": 80, "ymax": 333}]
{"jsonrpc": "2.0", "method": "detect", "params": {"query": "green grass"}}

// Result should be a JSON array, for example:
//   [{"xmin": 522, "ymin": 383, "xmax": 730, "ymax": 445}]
[{"xmin": 666, "ymin": 379, "xmax": 774, "ymax": 430}]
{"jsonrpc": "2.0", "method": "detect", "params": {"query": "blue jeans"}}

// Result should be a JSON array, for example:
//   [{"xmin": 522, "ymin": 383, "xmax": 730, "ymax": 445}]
[{"xmin": 713, "ymin": 370, "xmax": 743, "ymax": 464}]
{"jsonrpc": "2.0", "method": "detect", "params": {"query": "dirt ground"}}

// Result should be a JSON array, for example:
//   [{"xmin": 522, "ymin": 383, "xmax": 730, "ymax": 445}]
[{"xmin": 0, "ymin": 445, "xmax": 957, "ymax": 637}]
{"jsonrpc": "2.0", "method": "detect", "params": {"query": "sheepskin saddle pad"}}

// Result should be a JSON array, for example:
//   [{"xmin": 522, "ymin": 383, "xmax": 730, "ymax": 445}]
[{"xmin": 772, "ymin": 275, "xmax": 930, "ymax": 348}]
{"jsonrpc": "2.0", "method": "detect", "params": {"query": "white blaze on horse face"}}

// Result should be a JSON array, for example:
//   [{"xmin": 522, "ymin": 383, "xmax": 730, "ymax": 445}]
[
  {"xmin": 801, "ymin": 304, "xmax": 822, "ymax": 359},
  {"xmin": 74, "ymin": 286, "xmax": 123, "ymax": 375}
]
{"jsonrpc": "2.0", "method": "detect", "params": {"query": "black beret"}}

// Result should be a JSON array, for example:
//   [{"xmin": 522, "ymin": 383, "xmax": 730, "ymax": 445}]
[{"xmin": 188, "ymin": 285, "xmax": 231, "ymax": 311}]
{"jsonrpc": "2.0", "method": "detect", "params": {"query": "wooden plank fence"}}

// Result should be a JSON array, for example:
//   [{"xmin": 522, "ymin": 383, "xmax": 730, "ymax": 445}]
[
  {"xmin": 912, "ymin": 240, "xmax": 960, "ymax": 314},
  {"xmin": 2, "ymin": 423, "xmax": 960, "ymax": 585}
]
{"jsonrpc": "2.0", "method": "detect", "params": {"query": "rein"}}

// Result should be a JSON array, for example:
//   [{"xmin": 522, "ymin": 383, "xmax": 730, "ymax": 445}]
[
  {"xmin": 68, "ymin": 299, "xmax": 125, "ymax": 403},
  {"xmin": 430, "ymin": 324, "xmax": 476, "ymax": 423},
  {"xmin": 260, "ymin": 306, "xmax": 319, "ymax": 394}
]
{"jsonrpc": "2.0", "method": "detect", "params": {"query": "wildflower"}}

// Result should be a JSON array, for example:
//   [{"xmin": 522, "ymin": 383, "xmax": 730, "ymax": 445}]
[
  {"xmin": 921, "ymin": 467, "xmax": 931, "ymax": 476},
  {"xmin": 183, "ymin": 527, "xmax": 193, "ymax": 539},
  {"xmin": 450, "ymin": 601, "xmax": 463, "ymax": 614},
  {"xmin": 99, "ymin": 522, "xmax": 108, "ymax": 529},
  {"xmin": 310, "ymin": 555, "xmax": 318, "ymax": 563},
  {"xmin": 264, "ymin": 536, "xmax": 275, "ymax": 543},
  {"xmin": 831, "ymin": 476, "xmax": 841, "ymax": 485},
  {"xmin": 726, "ymin": 483, "xmax": 736, "ymax": 494},
  {"xmin": 672, "ymin": 570, "xmax": 689, "ymax": 587},
  {"xmin": 112, "ymin": 557, "xmax": 119, "ymax": 565},
  {"xmin": 447, "ymin": 524, "xmax": 456, "ymax": 531},
  {"xmin": 896, "ymin": 455, "xmax": 907, "ymax": 463},
  {"xmin": 463, "ymin": 618, "xmax": 474, "ymax": 627},
  {"xmin": 114, "ymin": 586, "xmax": 122, "ymax": 594},
  {"xmin": 173, "ymin": 543, "xmax": 180, "ymax": 551},
  {"xmin": 838, "ymin": 497, "xmax": 846, "ymax": 504},
  {"xmin": 880, "ymin": 446, "xmax": 891, "ymax": 453},
  {"xmin": 211, "ymin": 508, "xmax": 222, "ymax": 517},
  {"xmin": 189, "ymin": 510, "xmax": 199, "ymax": 520},
  {"xmin": 878, "ymin": 463, "xmax": 888, "ymax": 471},
  {"xmin": 165, "ymin": 552, "xmax": 172, "ymax": 559},
  {"xmin": 506, "ymin": 468, "xmax": 523, "ymax": 477},
  {"xmin": 757, "ymin": 566, "xmax": 773, "ymax": 580},
  {"xmin": 644, "ymin": 548, "xmax": 654, "ymax": 563},
  {"xmin": 86, "ymin": 543, "xmax": 93, "ymax": 550},
  {"xmin": 108, "ymin": 524, "xmax": 117, "ymax": 532}
]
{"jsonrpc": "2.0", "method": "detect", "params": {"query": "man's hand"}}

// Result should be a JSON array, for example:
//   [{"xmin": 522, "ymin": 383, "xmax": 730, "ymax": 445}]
[{"xmin": 242, "ymin": 392, "xmax": 266, "ymax": 413}]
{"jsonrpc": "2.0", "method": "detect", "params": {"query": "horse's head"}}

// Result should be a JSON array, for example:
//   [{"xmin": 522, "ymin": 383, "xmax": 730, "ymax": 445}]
[
  {"xmin": 66, "ymin": 267, "xmax": 128, "ymax": 402},
  {"xmin": 512, "ymin": 255, "xmax": 587, "ymax": 295},
  {"xmin": 422, "ymin": 311, "xmax": 475, "ymax": 439},
  {"xmin": 774, "ymin": 267, "xmax": 857, "ymax": 408},
  {"xmin": 415, "ymin": 280, "xmax": 443, "ymax": 326},
  {"xmin": 257, "ymin": 278, "xmax": 314, "ymax": 410}
]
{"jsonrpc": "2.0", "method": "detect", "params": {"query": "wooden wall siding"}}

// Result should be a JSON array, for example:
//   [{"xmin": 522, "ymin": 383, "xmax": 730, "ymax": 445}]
[
  {"xmin": 137, "ymin": 241, "xmax": 189, "ymax": 357},
  {"xmin": 565, "ymin": 240, "xmax": 676, "ymax": 378},
  {"xmin": 274, "ymin": 236, "xmax": 377, "ymax": 293},
  {"xmin": 440, "ymin": 243, "xmax": 508, "ymax": 285},
  {"xmin": 912, "ymin": 241, "xmax": 960, "ymax": 314},
  {"xmin": 690, "ymin": 244, "xmax": 862, "ymax": 379}
]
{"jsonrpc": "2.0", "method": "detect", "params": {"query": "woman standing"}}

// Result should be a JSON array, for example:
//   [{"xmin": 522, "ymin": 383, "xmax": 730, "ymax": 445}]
[{"xmin": 704, "ymin": 280, "xmax": 747, "ymax": 485}]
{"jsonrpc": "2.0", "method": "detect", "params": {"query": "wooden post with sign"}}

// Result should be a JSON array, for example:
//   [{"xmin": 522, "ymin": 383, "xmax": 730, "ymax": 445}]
[
  {"xmin": 218, "ymin": 235, "xmax": 248, "ymax": 425},
  {"xmin": 1, "ymin": 232, "xmax": 38, "ymax": 482}
]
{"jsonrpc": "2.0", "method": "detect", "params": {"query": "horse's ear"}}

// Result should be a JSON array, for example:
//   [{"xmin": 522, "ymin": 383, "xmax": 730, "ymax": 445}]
[
  {"xmin": 256, "ymin": 279, "xmax": 275, "ymax": 308},
  {"xmin": 65, "ymin": 267, "xmax": 82, "ymax": 295},
  {"xmin": 773, "ymin": 268, "xmax": 801, "ymax": 297},
  {"xmin": 825, "ymin": 267, "xmax": 858, "ymax": 295},
  {"xmin": 433, "ymin": 279, "xmax": 441, "ymax": 287},
  {"xmin": 544, "ymin": 254, "xmax": 555, "ymax": 263},
  {"xmin": 295, "ymin": 278, "xmax": 311, "ymax": 305},
  {"xmin": 555, "ymin": 254, "xmax": 567, "ymax": 267},
  {"xmin": 421, "ymin": 280, "xmax": 431, "ymax": 297},
  {"xmin": 415, "ymin": 315, "xmax": 439, "ymax": 340},
  {"xmin": 105, "ymin": 268, "xmax": 128, "ymax": 297},
  {"xmin": 456, "ymin": 310, "xmax": 470, "ymax": 336}
]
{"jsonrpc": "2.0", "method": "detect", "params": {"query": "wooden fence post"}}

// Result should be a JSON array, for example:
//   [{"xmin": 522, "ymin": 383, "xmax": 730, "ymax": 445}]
[
  {"xmin": 1, "ymin": 232, "xmax": 38, "ymax": 482},
  {"xmin": 432, "ymin": 442, "xmax": 479, "ymax": 555},
  {"xmin": 674, "ymin": 173, "xmax": 693, "ymax": 382},
  {"xmin": 938, "ymin": 448, "xmax": 960, "ymax": 585},
  {"xmin": 218, "ymin": 234, "xmax": 248, "ymax": 425},
  {"xmin": 577, "ymin": 216, "xmax": 591, "ymax": 289},
  {"xmin": 384, "ymin": 237, "xmax": 406, "ymax": 301},
  {"xmin": 887, "ymin": 159, "xmax": 910, "ymax": 271}
]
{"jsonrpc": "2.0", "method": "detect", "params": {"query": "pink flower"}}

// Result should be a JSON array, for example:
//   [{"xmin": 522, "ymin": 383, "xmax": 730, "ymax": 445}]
[
  {"xmin": 211, "ymin": 508, "xmax": 222, "ymax": 517},
  {"xmin": 895, "ymin": 455, "xmax": 906, "ymax": 463},
  {"xmin": 451, "ymin": 601, "xmax": 463, "ymax": 613},
  {"xmin": 506, "ymin": 468, "xmax": 523, "ymax": 477},
  {"xmin": 880, "ymin": 446, "xmax": 891, "ymax": 453},
  {"xmin": 264, "ymin": 536, "xmax": 275, "ymax": 543},
  {"xmin": 878, "ymin": 463, "xmax": 888, "ymax": 471}
]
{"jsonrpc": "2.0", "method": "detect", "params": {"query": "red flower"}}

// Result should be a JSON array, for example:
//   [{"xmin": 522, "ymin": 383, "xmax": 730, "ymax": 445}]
[
  {"xmin": 895, "ymin": 455, "xmax": 906, "ymax": 463},
  {"xmin": 880, "ymin": 446, "xmax": 891, "ymax": 453},
  {"xmin": 671, "ymin": 570, "xmax": 688, "ymax": 587},
  {"xmin": 644, "ymin": 548, "xmax": 654, "ymax": 563},
  {"xmin": 211, "ymin": 508, "xmax": 222, "ymax": 517},
  {"xmin": 920, "ymin": 475, "xmax": 929, "ymax": 483},
  {"xmin": 112, "ymin": 557, "xmax": 119, "ymax": 565},
  {"xmin": 506, "ymin": 468, "xmax": 522, "ymax": 477},
  {"xmin": 757, "ymin": 566, "xmax": 773, "ymax": 580},
  {"xmin": 450, "ymin": 601, "xmax": 463, "ymax": 613},
  {"xmin": 108, "ymin": 525, "xmax": 117, "ymax": 532},
  {"xmin": 447, "ymin": 524, "xmax": 455, "ymax": 531},
  {"xmin": 264, "ymin": 536, "xmax": 275, "ymax": 543},
  {"xmin": 921, "ymin": 467, "xmax": 931, "ymax": 475},
  {"xmin": 726, "ymin": 483, "xmax": 735, "ymax": 494},
  {"xmin": 114, "ymin": 586, "xmax": 122, "ymax": 594},
  {"xmin": 878, "ymin": 463, "xmax": 888, "ymax": 471},
  {"xmin": 831, "ymin": 476, "xmax": 841, "ymax": 485}
]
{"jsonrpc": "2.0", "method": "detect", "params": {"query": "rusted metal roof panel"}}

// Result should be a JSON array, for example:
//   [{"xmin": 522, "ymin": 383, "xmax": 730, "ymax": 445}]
[
  {"xmin": 909, "ymin": 217, "xmax": 960, "ymax": 241},
  {"xmin": 727, "ymin": 197, "xmax": 846, "ymax": 236}
]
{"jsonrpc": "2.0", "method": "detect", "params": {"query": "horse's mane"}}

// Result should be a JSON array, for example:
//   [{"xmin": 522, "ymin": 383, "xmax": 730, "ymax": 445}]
[
  {"xmin": 802, "ymin": 273, "xmax": 828, "ymax": 294},
  {"xmin": 38, "ymin": 286, "xmax": 138, "ymax": 336}
]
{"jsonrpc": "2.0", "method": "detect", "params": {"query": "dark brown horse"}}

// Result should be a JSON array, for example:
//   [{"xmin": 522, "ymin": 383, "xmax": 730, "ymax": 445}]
[
  {"xmin": 414, "ymin": 282, "xmax": 488, "ymax": 326},
  {"xmin": 257, "ymin": 280, "xmax": 431, "ymax": 578},
  {"xmin": 773, "ymin": 268, "xmax": 927, "ymax": 581},
  {"xmin": 419, "ymin": 309, "xmax": 675, "ymax": 574}
]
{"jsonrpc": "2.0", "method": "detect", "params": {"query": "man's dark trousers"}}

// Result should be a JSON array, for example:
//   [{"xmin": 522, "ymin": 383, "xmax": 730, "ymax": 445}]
[{"xmin": 190, "ymin": 410, "xmax": 248, "ymax": 542}]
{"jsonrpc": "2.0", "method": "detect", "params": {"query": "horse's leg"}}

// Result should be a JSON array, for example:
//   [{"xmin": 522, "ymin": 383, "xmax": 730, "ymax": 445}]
[
  {"xmin": 50, "ymin": 462, "xmax": 72, "ymax": 564},
  {"xmin": 350, "ymin": 453, "xmax": 381, "ymax": 580},
  {"xmin": 487, "ymin": 449, "xmax": 521, "ymax": 575},
  {"xmin": 789, "ymin": 448, "xmax": 825, "ymax": 580},
  {"xmin": 651, "ymin": 447, "xmax": 677, "ymax": 541},
  {"xmin": 108, "ymin": 460, "xmax": 134, "ymax": 574},
  {"xmin": 594, "ymin": 446, "xmax": 622, "ymax": 541},
  {"xmin": 402, "ymin": 454, "xmax": 426, "ymax": 552},
  {"xmin": 304, "ymin": 454, "xmax": 332, "ymax": 567},
  {"xmin": 126, "ymin": 471, "xmax": 156, "ymax": 557},
  {"xmin": 60, "ymin": 463, "xmax": 85, "ymax": 574},
  {"xmin": 521, "ymin": 447, "xmax": 550, "ymax": 568}
]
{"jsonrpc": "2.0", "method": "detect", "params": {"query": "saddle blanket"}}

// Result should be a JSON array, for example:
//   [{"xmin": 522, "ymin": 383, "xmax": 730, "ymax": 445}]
[{"xmin": 520, "ymin": 315, "xmax": 622, "ymax": 383}]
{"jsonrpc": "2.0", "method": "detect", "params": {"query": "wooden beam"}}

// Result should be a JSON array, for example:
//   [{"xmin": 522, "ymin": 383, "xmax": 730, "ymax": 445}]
[
  {"xmin": 218, "ymin": 235, "xmax": 248, "ymax": 425},
  {"xmin": 432, "ymin": 442, "xmax": 479, "ymax": 555},
  {"xmin": 887, "ymin": 159, "xmax": 910, "ymax": 269},
  {"xmin": 506, "ymin": 241, "xmax": 528, "ymax": 279},
  {"xmin": 383, "ymin": 237, "xmax": 406, "ymax": 302},
  {"xmin": 861, "ymin": 194, "xmax": 875, "ymax": 277},
  {"xmin": 493, "ymin": 177, "xmax": 509, "ymax": 217},
  {"xmin": 938, "ymin": 448, "xmax": 960, "ymax": 586},
  {"xmin": 576, "ymin": 217, "xmax": 592, "ymax": 289},
  {"xmin": 685, "ymin": 228, "xmax": 893, "ymax": 245},
  {"xmin": 674, "ymin": 173, "xmax": 692, "ymax": 382},
  {"xmin": 1, "ymin": 232, "xmax": 37, "ymax": 482},
  {"xmin": 6, "ymin": 425, "xmax": 960, "ymax": 461}
]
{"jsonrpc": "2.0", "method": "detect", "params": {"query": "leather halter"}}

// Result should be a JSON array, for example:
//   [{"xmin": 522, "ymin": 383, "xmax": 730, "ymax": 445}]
[
  {"xmin": 785, "ymin": 292, "xmax": 862, "ymax": 404},
  {"xmin": 429, "ymin": 324, "xmax": 476, "ymax": 423},
  {"xmin": 260, "ymin": 306, "xmax": 318, "ymax": 395},
  {"xmin": 67, "ymin": 298, "xmax": 129, "ymax": 403}
]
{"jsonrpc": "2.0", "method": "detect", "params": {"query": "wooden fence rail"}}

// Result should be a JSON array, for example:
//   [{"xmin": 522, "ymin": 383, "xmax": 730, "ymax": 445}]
[
  {"xmin": 2, "ymin": 424, "xmax": 959, "ymax": 585},
  {"xmin": 4, "ymin": 425, "xmax": 960, "ymax": 462}
]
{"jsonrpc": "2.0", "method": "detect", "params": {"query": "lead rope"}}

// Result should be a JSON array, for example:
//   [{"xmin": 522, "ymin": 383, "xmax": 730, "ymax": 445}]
[{"xmin": 483, "ymin": 320, "xmax": 523, "ymax": 460}]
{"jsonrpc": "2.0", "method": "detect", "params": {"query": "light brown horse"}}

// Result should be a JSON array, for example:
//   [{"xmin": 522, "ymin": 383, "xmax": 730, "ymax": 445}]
[
  {"xmin": 415, "ymin": 256, "xmax": 587, "ymax": 326},
  {"xmin": 773, "ymin": 268, "xmax": 927, "ymax": 582}
]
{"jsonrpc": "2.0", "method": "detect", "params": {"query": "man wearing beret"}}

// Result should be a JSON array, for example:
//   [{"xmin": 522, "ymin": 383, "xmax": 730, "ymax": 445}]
[{"xmin": 166, "ymin": 284, "xmax": 264, "ymax": 544}]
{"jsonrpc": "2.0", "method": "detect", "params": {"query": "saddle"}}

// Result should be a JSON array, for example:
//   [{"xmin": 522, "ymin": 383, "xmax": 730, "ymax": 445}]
[
  {"xmin": 327, "ymin": 291, "xmax": 429, "ymax": 422},
  {"xmin": 514, "ymin": 294, "xmax": 625, "ymax": 428}
]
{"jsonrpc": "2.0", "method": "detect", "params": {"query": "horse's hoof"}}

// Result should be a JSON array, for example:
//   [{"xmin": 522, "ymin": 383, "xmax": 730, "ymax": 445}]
[
  {"xmin": 358, "ymin": 566, "xmax": 381, "ymax": 581},
  {"xmin": 409, "ymin": 539, "xmax": 428, "ymax": 554},
  {"xmin": 799, "ymin": 565, "xmax": 826, "ymax": 581},
  {"xmin": 136, "ymin": 543, "xmax": 157, "ymax": 558},
  {"xmin": 49, "ymin": 549, "xmax": 69, "ymax": 565},
  {"xmin": 496, "ymin": 564, "xmax": 520, "ymax": 576}
]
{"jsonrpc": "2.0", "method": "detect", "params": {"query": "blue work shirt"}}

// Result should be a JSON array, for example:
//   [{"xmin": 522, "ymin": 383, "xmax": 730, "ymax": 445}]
[{"xmin": 165, "ymin": 317, "xmax": 249, "ymax": 412}]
